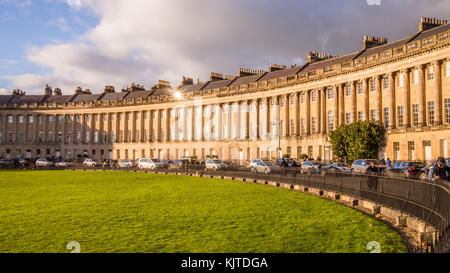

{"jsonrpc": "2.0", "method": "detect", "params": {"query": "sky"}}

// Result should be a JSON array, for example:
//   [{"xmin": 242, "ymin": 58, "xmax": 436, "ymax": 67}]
[{"xmin": 1, "ymin": 0, "xmax": 450, "ymax": 95}]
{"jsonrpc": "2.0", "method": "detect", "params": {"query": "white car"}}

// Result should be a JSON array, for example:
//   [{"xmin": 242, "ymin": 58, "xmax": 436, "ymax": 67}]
[
  {"xmin": 35, "ymin": 159, "xmax": 54, "ymax": 167},
  {"xmin": 252, "ymin": 160, "xmax": 280, "ymax": 174},
  {"xmin": 137, "ymin": 158, "xmax": 164, "ymax": 170},
  {"xmin": 205, "ymin": 159, "xmax": 227, "ymax": 171},
  {"xmin": 55, "ymin": 161, "xmax": 70, "ymax": 167},
  {"xmin": 117, "ymin": 160, "xmax": 134, "ymax": 168},
  {"xmin": 82, "ymin": 159, "xmax": 97, "ymax": 167}
]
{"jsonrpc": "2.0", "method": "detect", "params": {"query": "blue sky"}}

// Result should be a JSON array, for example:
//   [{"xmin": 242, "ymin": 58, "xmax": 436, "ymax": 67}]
[
  {"xmin": 0, "ymin": 0, "xmax": 98, "ymax": 92},
  {"xmin": 1, "ymin": 0, "xmax": 450, "ymax": 95}
]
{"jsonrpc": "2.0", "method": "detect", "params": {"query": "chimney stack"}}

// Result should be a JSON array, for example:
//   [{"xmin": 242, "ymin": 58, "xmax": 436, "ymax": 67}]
[
  {"xmin": 12, "ymin": 89, "xmax": 25, "ymax": 96},
  {"xmin": 181, "ymin": 76, "xmax": 194, "ymax": 86},
  {"xmin": 44, "ymin": 84, "xmax": 52, "ymax": 96},
  {"xmin": 269, "ymin": 64, "xmax": 287, "ymax": 72},
  {"xmin": 238, "ymin": 67, "xmax": 265, "ymax": 77},
  {"xmin": 362, "ymin": 35, "xmax": 388, "ymax": 49},
  {"xmin": 209, "ymin": 72, "xmax": 224, "ymax": 81},
  {"xmin": 307, "ymin": 51, "xmax": 337, "ymax": 63},
  {"xmin": 419, "ymin": 17, "xmax": 448, "ymax": 32},
  {"xmin": 104, "ymin": 86, "xmax": 115, "ymax": 93},
  {"xmin": 53, "ymin": 88, "xmax": 62, "ymax": 96}
]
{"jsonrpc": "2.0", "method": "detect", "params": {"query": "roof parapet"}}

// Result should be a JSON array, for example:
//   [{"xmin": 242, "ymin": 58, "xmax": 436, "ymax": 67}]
[
  {"xmin": 419, "ymin": 17, "xmax": 449, "ymax": 32},
  {"xmin": 363, "ymin": 35, "xmax": 388, "ymax": 49},
  {"xmin": 238, "ymin": 67, "xmax": 265, "ymax": 77},
  {"xmin": 307, "ymin": 51, "xmax": 337, "ymax": 63},
  {"xmin": 269, "ymin": 64, "xmax": 287, "ymax": 72}
]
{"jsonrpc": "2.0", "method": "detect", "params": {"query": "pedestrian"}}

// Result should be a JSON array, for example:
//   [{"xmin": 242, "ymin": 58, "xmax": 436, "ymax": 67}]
[
  {"xmin": 380, "ymin": 158, "xmax": 386, "ymax": 165},
  {"xmin": 367, "ymin": 161, "xmax": 379, "ymax": 190},
  {"xmin": 428, "ymin": 157, "xmax": 450, "ymax": 182},
  {"xmin": 316, "ymin": 156, "xmax": 321, "ymax": 162},
  {"xmin": 386, "ymin": 158, "xmax": 391, "ymax": 168}
]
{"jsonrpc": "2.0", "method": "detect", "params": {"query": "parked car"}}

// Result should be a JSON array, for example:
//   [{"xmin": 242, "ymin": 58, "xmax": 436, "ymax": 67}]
[
  {"xmin": 0, "ymin": 159, "xmax": 14, "ymax": 168},
  {"xmin": 249, "ymin": 159, "xmax": 272, "ymax": 171},
  {"xmin": 351, "ymin": 159, "xmax": 386, "ymax": 174},
  {"xmin": 117, "ymin": 160, "xmax": 134, "ymax": 168},
  {"xmin": 384, "ymin": 161, "xmax": 425, "ymax": 179},
  {"xmin": 419, "ymin": 158, "xmax": 450, "ymax": 180},
  {"xmin": 300, "ymin": 161, "xmax": 326, "ymax": 173},
  {"xmin": 55, "ymin": 161, "xmax": 70, "ymax": 167},
  {"xmin": 322, "ymin": 163, "xmax": 352, "ymax": 174},
  {"xmin": 276, "ymin": 158, "xmax": 294, "ymax": 167},
  {"xmin": 136, "ymin": 158, "xmax": 164, "ymax": 170},
  {"xmin": 36, "ymin": 159, "xmax": 54, "ymax": 167},
  {"xmin": 205, "ymin": 159, "xmax": 227, "ymax": 171},
  {"xmin": 18, "ymin": 158, "xmax": 31, "ymax": 167},
  {"xmin": 252, "ymin": 160, "xmax": 281, "ymax": 174},
  {"xmin": 82, "ymin": 158, "xmax": 97, "ymax": 167}
]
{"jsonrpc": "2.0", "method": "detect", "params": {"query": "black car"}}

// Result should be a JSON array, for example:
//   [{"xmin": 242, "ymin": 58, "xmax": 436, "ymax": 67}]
[
  {"xmin": 419, "ymin": 158, "xmax": 450, "ymax": 181},
  {"xmin": 384, "ymin": 161, "xmax": 425, "ymax": 179}
]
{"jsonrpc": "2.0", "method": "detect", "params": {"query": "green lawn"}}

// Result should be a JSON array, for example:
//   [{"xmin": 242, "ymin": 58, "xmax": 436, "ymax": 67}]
[{"xmin": 0, "ymin": 170, "xmax": 407, "ymax": 253}]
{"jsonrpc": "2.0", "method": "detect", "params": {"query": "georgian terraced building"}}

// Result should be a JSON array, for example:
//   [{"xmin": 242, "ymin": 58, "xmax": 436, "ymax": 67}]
[{"xmin": 1, "ymin": 17, "xmax": 450, "ymax": 163}]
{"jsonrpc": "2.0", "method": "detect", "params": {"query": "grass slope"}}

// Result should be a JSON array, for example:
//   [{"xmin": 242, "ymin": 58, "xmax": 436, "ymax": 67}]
[{"xmin": 0, "ymin": 170, "xmax": 407, "ymax": 253}]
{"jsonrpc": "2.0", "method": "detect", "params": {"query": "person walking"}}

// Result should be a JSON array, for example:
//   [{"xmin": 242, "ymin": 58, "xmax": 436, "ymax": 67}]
[
  {"xmin": 386, "ymin": 158, "xmax": 392, "ymax": 168},
  {"xmin": 428, "ymin": 157, "xmax": 450, "ymax": 182},
  {"xmin": 367, "ymin": 161, "xmax": 379, "ymax": 190}
]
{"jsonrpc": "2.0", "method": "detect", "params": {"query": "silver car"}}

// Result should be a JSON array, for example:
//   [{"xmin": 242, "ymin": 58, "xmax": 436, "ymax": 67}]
[
  {"xmin": 117, "ymin": 160, "xmax": 134, "ymax": 168},
  {"xmin": 35, "ymin": 159, "xmax": 54, "ymax": 167},
  {"xmin": 252, "ymin": 160, "xmax": 280, "ymax": 174}
]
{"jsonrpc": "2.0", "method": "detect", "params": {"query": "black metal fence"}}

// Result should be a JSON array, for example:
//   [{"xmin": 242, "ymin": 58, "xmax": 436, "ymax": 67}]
[{"xmin": 3, "ymin": 163, "xmax": 449, "ymax": 253}]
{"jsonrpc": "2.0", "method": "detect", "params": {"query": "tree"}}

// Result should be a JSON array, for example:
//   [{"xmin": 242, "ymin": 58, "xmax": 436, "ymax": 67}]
[{"xmin": 328, "ymin": 121, "xmax": 386, "ymax": 162}]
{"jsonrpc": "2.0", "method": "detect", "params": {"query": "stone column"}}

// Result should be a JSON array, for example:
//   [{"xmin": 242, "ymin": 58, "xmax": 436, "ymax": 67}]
[
  {"xmin": 339, "ymin": 84, "xmax": 345, "ymax": 126},
  {"xmin": 321, "ymin": 87, "xmax": 327, "ymax": 134},
  {"xmin": 148, "ymin": 110, "xmax": 154, "ymax": 142},
  {"xmin": 403, "ymin": 69, "xmax": 411, "ymax": 127},
  {"xmin": 418, "ymin": 64, "xmax": 426, "ymax": 126},
  {"xmin": 284, "ymin": 94, "xmax": 290, "ymax": 137},
  {"xmin": 106, "ymin": 113, "xmax": 112, "ymax": 143},
  {"xmin": 295, "ymin": 93, "xmax": 300, "ymax": 136},
  {"xmin": 24, "ymin": 113, "xmax": 29, "ymax": 143},
  {"xmin": 388, "ymin": 72, "xmax": 396, "ymax": 129},
  {"xmin": 376, "ymin": 76, "xmax": 383, "ymax": 126},
  {"xmin": 43, "ymin": 114, "xmax": 48, "ymax": 142},
  {"xmin": 191, "ymin": 106, "xmax": 195, "ymax": 141},
  {"xmin": 363, "ymin": 78, "xmax": 369, "ymax": 121},
  {"xmin": 13, "ymin": 114, "xmax": 18, "ymax": 143},
  {"xmin": 306, "ymin": 90, "xmax": 311, "ymax": 135},
  {"xmin": 90, "ymin": 113, "xmax": 95, "ymax": 144},
  {"xmin": 316, "ymin": 90, "xmax": 321, "ymax": 134},
  {"xmin": 62, "ymin": 114, "xmax": 67, "ymax": 143},
  {"xmin": 334, "ymin": 85, "xmax": 339, "ymax": 127},
  {"xmin": 433, "ymin": 60, "xmax": 442, "ymax": 125},
  {"xmin": 351, "ymin": 81, "xmax": 357, "ymax": 123},
  {"xmin": 245, "ymin": 101, "xmax": 250, "ymax": 139},
  {"xmin": 255, "ymin": 99, "xmax": 260, "ymax": 139},
  {"xmin": 266, "ymin": 97, "xmax": 271, "ymax": 139},
  {"xmin": 71, "ymin": 114, "xmax": 76, "ymax": 144}
]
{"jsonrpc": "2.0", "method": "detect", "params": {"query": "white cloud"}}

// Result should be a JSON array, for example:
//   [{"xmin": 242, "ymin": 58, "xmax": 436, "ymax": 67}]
[
  {"xmin": 6, "ymin": 0, "xmax": 450, "ymax": 95},
  {"xmin": 45, "ymin": 16, "xmax": 71, "ymax": 32},
  {"xmin": 66, "ymin": 0, "xmax": 81, "ymax": 8},
  {"xmin": 0, "ymin": 88, "xmax": 8, "ymax": 95}
]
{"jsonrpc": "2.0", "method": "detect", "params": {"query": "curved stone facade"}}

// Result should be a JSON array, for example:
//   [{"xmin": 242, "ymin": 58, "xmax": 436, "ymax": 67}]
[{"xmin": 1, "ymin": 18, "xmax": 450, "ymax": 163}]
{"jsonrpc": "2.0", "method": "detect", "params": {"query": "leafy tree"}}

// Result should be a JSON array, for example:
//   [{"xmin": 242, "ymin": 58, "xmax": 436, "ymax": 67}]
[{"xmin": 328, "ymin": 121, "xmax": 386, "ymax": 161}]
